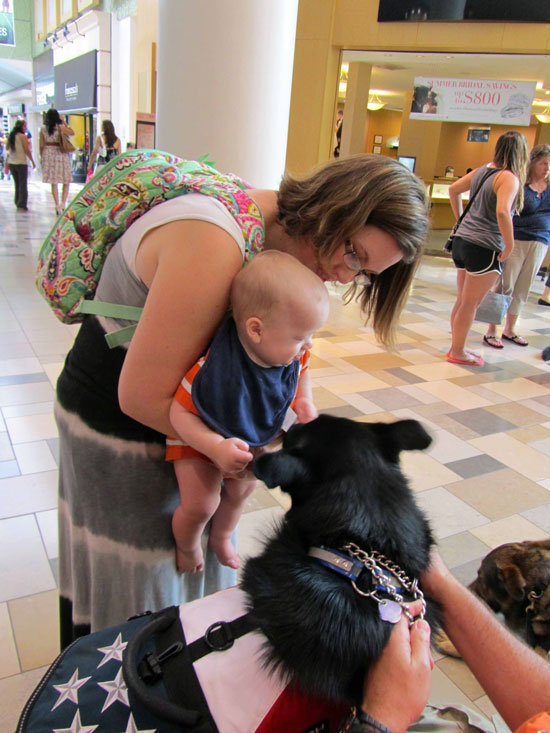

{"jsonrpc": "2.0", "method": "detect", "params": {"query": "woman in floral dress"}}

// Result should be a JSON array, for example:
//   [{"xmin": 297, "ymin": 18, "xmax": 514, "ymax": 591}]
[{"xmin": 39, "ymin": 108, "xmax": 75, "ymax": 215}]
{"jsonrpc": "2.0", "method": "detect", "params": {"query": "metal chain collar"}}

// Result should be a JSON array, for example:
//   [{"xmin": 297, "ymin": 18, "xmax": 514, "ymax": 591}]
[{"xmin": 342, "ymin": 541, "xmax": 426, "ymax": 623}]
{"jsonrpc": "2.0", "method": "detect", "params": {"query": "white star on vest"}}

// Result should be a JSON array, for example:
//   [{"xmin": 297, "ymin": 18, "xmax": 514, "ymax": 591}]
[
  {"xmin": 52, "ymin": 668, "xmax": 92, "ymax": 710},
  {"xmin": 98, "ymin": 667, "xmax": 130, "ymax": 711},
  {"xmin": 114, "ymin": 712, "xmax": 157, "ymax": 733},
  {"xmin": 53, "ymin": 709, "xmax": 98, "ymax": 733},
  {"xmin": 97, "ymin": 632, "xmax": 128, "ymax": 667}
]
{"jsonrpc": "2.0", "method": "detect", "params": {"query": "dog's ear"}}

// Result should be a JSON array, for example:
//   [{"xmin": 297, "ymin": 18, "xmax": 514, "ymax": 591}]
[
  {"xmin": 369, "ymin": 419, "xmax": 432, "ymax": 463},
  {"xmin": 497, "ymin": 560, "xmax": 528, "ymax": 600},
  {"xmin": 252, "ymin": 451, "xmax": 309, "ymax": 489}
]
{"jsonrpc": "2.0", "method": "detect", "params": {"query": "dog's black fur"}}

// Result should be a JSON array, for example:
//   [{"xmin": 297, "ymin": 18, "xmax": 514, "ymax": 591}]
[{"xmin": 241, "ymin": 414, "xmax": 440, "ymax": 704}]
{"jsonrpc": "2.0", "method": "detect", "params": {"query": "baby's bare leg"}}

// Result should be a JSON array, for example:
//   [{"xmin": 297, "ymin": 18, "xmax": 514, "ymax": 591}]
[
  {"xmin": 208, "ymin": 477, "xmax": 257, "ymax": 569},
  {"xmin": 172, "ymin": 457, "xmax": 223, "ymax": 573}
]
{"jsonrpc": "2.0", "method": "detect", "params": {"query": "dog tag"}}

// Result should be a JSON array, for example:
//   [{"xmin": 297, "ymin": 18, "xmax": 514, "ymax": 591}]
[{"xmin": 378, "ymin": 600, "xmax": 402, "ymax": 624}]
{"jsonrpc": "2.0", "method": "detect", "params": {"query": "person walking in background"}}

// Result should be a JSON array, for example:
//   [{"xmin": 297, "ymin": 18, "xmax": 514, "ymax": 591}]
[
  {"xmin": 88, "ymin": 119, "xmax": 121, "ymax": 174},
  {"xmin": 484, "ymin": 144, "xmax": 550, "ymax": 348},
  {"xmin": 6, "ymin": 118, "xmax": 35, "ymax": 211},
  {"xmin": 333, "ymin": 109, "xmax": 343, "ymax": 158},
  {"xmin": 39, "ymin": 108, "xmax": 74, "ymax": 215},
  {"xmin": 446, "ymin": 131, "xmax": 528, "ymax": 366}
]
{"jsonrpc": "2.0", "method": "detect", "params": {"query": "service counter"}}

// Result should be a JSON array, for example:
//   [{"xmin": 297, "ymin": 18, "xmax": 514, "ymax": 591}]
[{"xmin": 427, "ymin": 178, "xmax": 468, "ymax": 230}]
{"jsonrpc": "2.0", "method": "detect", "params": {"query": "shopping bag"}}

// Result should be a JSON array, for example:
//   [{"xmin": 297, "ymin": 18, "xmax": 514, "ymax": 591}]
[{"xmin": 475, "ymin": 291, "xmax": 512, "ymax": 324}]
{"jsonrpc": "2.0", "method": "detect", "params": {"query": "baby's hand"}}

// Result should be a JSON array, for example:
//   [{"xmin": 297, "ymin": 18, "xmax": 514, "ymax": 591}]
[
  {"xmin": 211, "ymin": 437, "xmax": 253, "ymax": 474},
  {"xmin": 294, "ymin": 397, "xmax": 318, "ymax": 424}
]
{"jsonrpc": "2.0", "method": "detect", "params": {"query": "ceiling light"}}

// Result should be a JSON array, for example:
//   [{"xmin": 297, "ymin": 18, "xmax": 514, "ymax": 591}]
[
  {"xmin": 367, "ymin": 94, "xmax": 385, "ymax": 111},
  {"xmin": 536, "ymin": 106, "xmax": 550, "ymax": 123}
]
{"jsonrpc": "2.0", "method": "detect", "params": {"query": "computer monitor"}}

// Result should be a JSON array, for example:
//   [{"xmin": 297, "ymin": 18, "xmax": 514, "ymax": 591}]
[{"xmin": 398, "ymin": 155, "xmax": 416, "ymax": 173}]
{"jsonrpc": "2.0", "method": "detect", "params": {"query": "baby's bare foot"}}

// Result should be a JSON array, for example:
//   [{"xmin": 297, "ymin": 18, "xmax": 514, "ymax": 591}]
[
  {"xmin": 209, "ymin": 536, "xmax": 240, "ymax": 569},
  {"xmin": 175, "ymin": 544, "xmax": 204, "ymax": 574}
]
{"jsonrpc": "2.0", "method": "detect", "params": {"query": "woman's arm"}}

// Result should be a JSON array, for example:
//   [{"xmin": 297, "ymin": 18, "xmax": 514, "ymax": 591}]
[
  {"xmin": 39, "ymin": 129, "xmax": 45, "ymax": 158},
  {"xmin": 448, "ymin": 168, "xmax": 477, "ymax": 219},
  {"xmin": 119, "ymin": 219, "xmax": 244, "ymax": 436},
  {"xmin": 493, "ymin": 170, "xmax": 520, "ymax": 261},
  {"xmin": 59, "ymin": 122, "xmax": 75, "ymax": 136},
  {"xmin": 422, "ymin": 551, "xmax": 550, "ymax": 730},
  {"xmin": 114, "ymin": 138, "xmax": 121, "ymax": 154},
  {"xmin": 88, "ymin": 136, "xmax": 102, "ymax": 170},
  {"xmin": 20, "ymin": 134, "xmax": 35, "ymax": 167}
]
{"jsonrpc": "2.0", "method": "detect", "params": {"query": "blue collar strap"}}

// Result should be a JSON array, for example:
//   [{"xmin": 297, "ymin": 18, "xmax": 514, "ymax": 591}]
[
  {"xmin": 308, "ymin": 546, "xmax": 364, "ymax": 581},
  {"xmin": 308, "ymin": 545, "xmax": 405, "ymax": 594}
]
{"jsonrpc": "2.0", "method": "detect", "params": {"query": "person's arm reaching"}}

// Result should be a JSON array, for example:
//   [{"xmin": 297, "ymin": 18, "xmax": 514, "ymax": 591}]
[
  {"xmin": 422, "ymin": 550, "xmax": 550, "ymax": 730},
  {"xmin": 448, "ymin": 168, "xmax": 477, "ymax": 220}
]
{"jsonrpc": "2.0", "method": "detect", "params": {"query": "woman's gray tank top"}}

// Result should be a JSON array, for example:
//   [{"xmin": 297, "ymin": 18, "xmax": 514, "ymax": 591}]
[{"xmin": 455, "ymin": 166, "xmax": 503, "ymax": 252}]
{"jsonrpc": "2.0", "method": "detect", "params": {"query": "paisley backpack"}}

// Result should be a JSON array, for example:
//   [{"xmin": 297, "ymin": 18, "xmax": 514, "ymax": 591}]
[{"xmin": 36, "ymin": 150, "xmax": 265, "ymax": 326}]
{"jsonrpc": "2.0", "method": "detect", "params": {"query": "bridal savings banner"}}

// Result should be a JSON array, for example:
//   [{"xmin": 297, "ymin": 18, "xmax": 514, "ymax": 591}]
[{"xmin": 410, "ymin": 77, "xmax": 536, "ymax": 126}]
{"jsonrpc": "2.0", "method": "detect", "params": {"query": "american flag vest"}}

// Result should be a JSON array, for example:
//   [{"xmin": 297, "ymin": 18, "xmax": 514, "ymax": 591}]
[{"xmin": 17, "ymin": 586, "xmax": 348, "ymax": 732}]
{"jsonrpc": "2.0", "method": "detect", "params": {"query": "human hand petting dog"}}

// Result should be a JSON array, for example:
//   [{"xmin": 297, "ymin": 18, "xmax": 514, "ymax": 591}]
[{"xmin": 358, "ymin": 603, "xmax": 433, "ymax": 732}]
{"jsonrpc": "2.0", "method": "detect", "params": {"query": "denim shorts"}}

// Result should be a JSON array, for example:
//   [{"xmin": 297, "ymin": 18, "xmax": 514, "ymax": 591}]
[{"xmin": 451, "ymin": 236, "xmax": 502, "ymax": 275}]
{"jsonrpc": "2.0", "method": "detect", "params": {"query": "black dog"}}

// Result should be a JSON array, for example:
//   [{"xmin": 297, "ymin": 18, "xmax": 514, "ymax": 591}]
[{"xmin": 241, "ymin": 414, "xmax": 440, "ymax": 704}]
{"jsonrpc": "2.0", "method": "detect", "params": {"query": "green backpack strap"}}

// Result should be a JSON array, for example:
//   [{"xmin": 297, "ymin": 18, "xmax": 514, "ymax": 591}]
[{"xmin": 77, "ymin": 300, "xmax": 143, "ymax": 348}]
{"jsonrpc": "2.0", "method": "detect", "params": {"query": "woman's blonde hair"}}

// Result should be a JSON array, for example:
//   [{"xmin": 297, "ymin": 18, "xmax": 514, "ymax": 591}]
[
  {"xmin": 277, "ymin": 155, "xmax": 429, "ymax": 345},
  {"xmin": 493, "ymin": 131, "xmax": 529, "ymax": 212},
  {"xmin": 527, "ymin": 143, "xmax": 550, "ymax": 185}
]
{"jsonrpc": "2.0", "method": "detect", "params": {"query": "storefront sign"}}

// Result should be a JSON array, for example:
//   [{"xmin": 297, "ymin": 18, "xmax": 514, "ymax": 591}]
[
  {"xmin": 54, "ymin": 50, "xmax": 97, "ymax": 112},
  {"xmin": 410, "ymin": 77, "xmax": 536, "ymax": 126},
  {"xmin": 0, "ymin": 2, "xmax": 15, "ymax": 46}
]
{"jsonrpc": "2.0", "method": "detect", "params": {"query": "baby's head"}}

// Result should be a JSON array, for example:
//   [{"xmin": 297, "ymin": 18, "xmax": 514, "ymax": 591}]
[{"xmin": 231, "ymin": 251, "xmax": 330, "ymax": 368}]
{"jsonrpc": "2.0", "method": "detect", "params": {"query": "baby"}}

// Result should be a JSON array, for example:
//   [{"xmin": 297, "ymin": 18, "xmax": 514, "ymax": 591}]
[{"xmin": 166, "ymin": 250, "xmax": 330, "ymax": 573}]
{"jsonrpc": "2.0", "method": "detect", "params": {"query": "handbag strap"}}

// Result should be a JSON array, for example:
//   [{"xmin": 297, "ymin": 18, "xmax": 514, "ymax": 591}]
[{"xmin": 455, "ymin": 167, "xmax": 499, "ymax": 227}]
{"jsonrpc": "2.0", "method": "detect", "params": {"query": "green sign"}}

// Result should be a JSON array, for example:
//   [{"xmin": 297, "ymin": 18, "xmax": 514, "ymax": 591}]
[{"xmin": 0, "ymin": 11, "xmax": 15, "ymax": 46}]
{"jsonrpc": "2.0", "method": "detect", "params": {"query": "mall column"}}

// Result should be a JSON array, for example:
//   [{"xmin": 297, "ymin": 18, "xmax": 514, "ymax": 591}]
[{"xmin": 156, "ymin": 0, "xmax": 298, "ymax": 188}]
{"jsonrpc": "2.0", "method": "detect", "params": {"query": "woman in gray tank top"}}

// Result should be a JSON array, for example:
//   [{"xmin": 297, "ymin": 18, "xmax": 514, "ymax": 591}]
[{"xmin": 446, "ymin": 131, "xmax": 528, "ymax": 366}]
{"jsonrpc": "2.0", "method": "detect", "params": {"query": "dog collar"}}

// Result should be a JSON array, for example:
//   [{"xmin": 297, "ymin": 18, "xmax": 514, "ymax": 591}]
[
  {"xmin": 309, "ymin": 543, "xmax": 425, "ymax": 624},
  {"xmin": 308, "ymin": 546, "xmax": 365, "ymax": 581}
]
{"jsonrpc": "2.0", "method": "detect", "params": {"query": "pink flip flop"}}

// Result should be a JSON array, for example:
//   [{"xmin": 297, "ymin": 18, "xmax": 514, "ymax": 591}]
[{"xmin": 447, "ymin": 353, "xmax": 484, "ymax": 367}]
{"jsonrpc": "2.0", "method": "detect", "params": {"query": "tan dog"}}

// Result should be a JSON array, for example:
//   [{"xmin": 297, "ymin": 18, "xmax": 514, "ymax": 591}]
[{"xmin": 437, "ymin": 539, "xmax": 550, "ymax": 658}]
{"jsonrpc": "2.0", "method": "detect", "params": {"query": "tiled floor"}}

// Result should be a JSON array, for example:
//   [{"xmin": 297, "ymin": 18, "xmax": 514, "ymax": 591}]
[{"xmin": 1, "ymin": 171, "xmax": 550, "ymax": 730}]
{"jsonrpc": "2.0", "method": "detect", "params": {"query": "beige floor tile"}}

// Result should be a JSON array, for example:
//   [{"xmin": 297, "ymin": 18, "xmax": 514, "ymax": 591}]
[
  {"xmin": 435, "ymin": 656, "xmax": 485, "ymax": 700},
  {"xmin": 469, "ymin": 433, "xmax": 550, "ymax": 482},
  {"xmin": 355, "ymin": 411, "xmax": 397, "ymax": 423},
  {"xmin": 485, "ymin": 402, "xmax": 550, "ymax": 426},
  {"xmin": 237, "ymin": 506, "xmax": 284, "ymax": 564},
  {"xmin": 43, "ymin": 361, "xmax": 65, "ymax": 387},
  {"xmin": 507, "ymin": 425, "xmax": 550, "ymax": 443},
  {"xmin": 339, "ymin": 392, "xmax": 390, "ymax": 414},
  {"xmin": 5, "ymin": 412, "xmax": 59, "ymax": 444},
  {"xmin": 481, "ymin": 377, "xmax": 549, "ymax": 401},
  {"xmin": 13, "ymin": 440, "xmax": 57, "ymax": 474},
  {"xmin": 427, "ymin": 665, "xmax": 488, "ymax": 717},
  {"xmin": 414, "ymin": 380, "xmax": 492, "ymax": 409},
  {"xmin": 0, "ymin": 515, "xmax": 56, "ymax": 602},
  {"xmin": 9, "ymin": 590, "xmax": 59, "ymax": 671},
  {"xmin": 0, "ymin": 381, "xmax": 55, "ymax": 408},
  {"xmin": 415, "ymin": 487, "xmax": 489, "ymax": 539},
  {"xmin": 0, "ymin": 357, "xmax": 43, "ymax": 378},
  {"xmin": 0, "ymin": 602, "xmax": 20, "ymax": 679},
  {"xmin": 35, "ymin": 508, "xmax": 58, "ymax": 559},
  {"xmin": 311, "ymin": 339, "xmax": 356, "ymax": 359},
  {"xmin": 313, "ymin": 372, "xmax": 389, "ymax": 394},
  {"xmin": 310, "ymin": 387, "xmax": 347, "ymax": 410},
  {"xmin": 0, "ymin": 665, "xmax": 49, "ymax": 732},
  {"xmin": 328, "ymin": 339, "xmax": 384, "ymax": 355},
  {"xmin": 470, "ymin": 515, "xmax": 549, "ymax": 548},
  {"xmin": 396, "ymin": 348, "xmax": 448, "ymax": 365},
  {"xmin": 342, "ymin": 352, "xmax": 413, "ymax": 370},
  {"xmin": 401, "ymin": 452, "xmax": 462, "ymax": 491},
  {"xmin": 445, "ymin": 469, "xmax": 550, "ymax": 520},
  {"xmin": 0, "ymin": 471, "xmax": 58, "ymax": 519}
]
